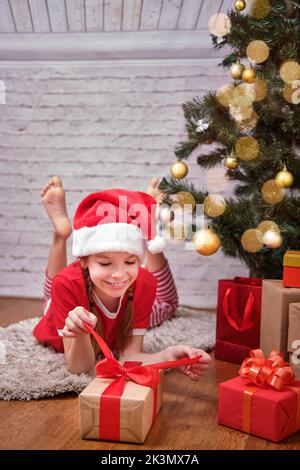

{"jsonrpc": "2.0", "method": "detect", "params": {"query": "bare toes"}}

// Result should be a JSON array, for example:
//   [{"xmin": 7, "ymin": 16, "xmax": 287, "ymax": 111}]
[{"xmin": 52, "ymin": 175, "xmax": 62, "ymax": 187}]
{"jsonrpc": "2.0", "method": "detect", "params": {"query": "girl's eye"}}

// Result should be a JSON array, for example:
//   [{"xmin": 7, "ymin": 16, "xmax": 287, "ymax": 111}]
[
  {"xmin": 98, "ymin": 262, "xmax": 111, "ymax": 266},
  {"xmin": 125, "ymin": 261, "xmax": 136, "ymax": 265}
]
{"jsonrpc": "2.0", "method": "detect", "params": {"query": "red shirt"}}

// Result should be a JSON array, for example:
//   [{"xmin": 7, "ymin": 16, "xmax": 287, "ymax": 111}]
[{"xmin": 33, "ymin": 261, "xmax": 157, "ymax": 353}]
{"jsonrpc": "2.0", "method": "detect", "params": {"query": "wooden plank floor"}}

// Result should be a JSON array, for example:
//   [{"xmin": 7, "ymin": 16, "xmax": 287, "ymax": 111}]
[{"xmin": 0, "ymin": 297, "xmax": 299, "ymax": 450}]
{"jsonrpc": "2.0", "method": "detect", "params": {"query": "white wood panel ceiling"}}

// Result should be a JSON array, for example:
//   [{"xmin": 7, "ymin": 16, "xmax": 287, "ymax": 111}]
[{"xmin": 0, "ymin": 0, "xmax": 234, "ymax": 33}]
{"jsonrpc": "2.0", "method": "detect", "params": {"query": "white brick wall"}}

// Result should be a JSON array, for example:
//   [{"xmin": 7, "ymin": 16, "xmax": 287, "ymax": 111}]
[{"xmin": 0, "ymin": 59, "xmax": 248, "ymax": 308}]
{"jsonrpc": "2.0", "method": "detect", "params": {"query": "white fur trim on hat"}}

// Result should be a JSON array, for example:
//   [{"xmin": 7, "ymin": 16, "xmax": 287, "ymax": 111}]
[
  {"xmin": 147, "ymin": 235, "xmax": 166, "ymax": 254},
  {"xmin": 72, "ymin": 223, "xmax": 145, "ymax": 260}
]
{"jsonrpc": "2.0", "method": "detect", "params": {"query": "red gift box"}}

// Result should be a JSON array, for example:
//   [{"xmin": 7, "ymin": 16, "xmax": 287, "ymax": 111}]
[
  {"xmin": 283, "ymin": 251, "xmax": 300, "ymax": 288},
  {"xmin": 218, "ymin": 349, "xmax": 300, "ymax": 442},
  {"xmin": 215, "ymin": 277, "xmax": 262, "ymax": 364}
]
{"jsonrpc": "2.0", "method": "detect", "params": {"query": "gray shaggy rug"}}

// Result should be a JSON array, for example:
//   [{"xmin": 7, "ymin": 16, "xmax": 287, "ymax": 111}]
[{"xmin": 0, "ymin": 307, "xmax": 215, "ymax": 401}]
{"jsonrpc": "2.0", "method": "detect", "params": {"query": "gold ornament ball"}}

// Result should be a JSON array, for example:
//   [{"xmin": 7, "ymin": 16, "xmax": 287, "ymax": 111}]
[
  {"xmin": 242, "ymin": 67, "xmax": 256, "ymax": 83},
  {"xmin": 275, "ymin": 169, "xmax": 294, "ymax": 188},
  {"xmin": 241, "ymin": 229, "xmax": 264, "ymax": 253},
  {"xmin": 257, "ymin": 220, "xmax": 280, "ymax": 235},
  {"xmin": 170, "ymin": 161, "xmax": 188, "ymax": 179},
  {"xmin": 225, "ymin": 156, "xmax": 239, "ymax": 169},
  {"xmin": 230, "ymin": 62, "xmax": 245, "ymax": 80},
  {"xmin": 235, "ymin": 0, "xmax": 246, "ymax": 11},
  {"xmin": 261, "ymin": 179, "xmax": 285, "ymax": 204},
  {"xmin": 246, "ymin": 40, "xmax": 269, "ymax": 64},
  {"xmin": 235, "ymin": 136, "xmax": 260, "ymax": 161},
  {"xmin": 204, "ymin": 194, "xmax": 226, "ymax": 218},
  {"xmin": 280, "ymin": 60, "xmax": 300, "ymax": 84},
  {"xmin": 263, "ymin": 230, "xmax": 283, "ymax": 249},
  {"xmin": 192, "ymin": 229, "xmax": 221, "ymax": 256}
]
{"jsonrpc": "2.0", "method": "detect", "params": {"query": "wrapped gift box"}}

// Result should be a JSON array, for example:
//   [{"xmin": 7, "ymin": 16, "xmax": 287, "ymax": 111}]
[
  {"xmin": 260, "ymin": 280, "xmax": 300, "ymax": 360},
  {"xmin": 79, "ymin": 370, "xmax": 164, "ymax": 443},
  {"xmin": 79, "ymin": 322, "xmax": 202, "ymax": 443},
  {"xmin": 283, "ymin": 251, "xmax": 300, "ymax": 288},
  {"xmin": 218, "ymin": 376, "xmax": 300, "ymax": 442}
]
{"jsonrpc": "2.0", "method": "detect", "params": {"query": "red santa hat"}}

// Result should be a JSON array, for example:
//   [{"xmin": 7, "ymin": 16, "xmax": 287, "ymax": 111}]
[{"xmin": 72, "ymin": 188, "xmax": 166, "ymax": 261}]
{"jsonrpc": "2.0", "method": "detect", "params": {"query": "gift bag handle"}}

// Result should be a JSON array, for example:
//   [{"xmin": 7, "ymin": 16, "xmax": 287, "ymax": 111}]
[{"xmin": 222, "ymin": 287, "xmax": 256, "ymax": 332}]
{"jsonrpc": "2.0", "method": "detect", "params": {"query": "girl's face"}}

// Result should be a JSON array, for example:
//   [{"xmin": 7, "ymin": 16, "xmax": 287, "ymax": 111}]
[{"xmin": 83, "ymin": 251, "xmax": 140, "ymax": 299}]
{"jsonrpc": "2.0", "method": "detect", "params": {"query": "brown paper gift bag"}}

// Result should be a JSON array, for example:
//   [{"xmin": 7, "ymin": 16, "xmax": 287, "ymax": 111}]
[{"xmin": 260, "ymin": 280, "xmax": 300, "ymax": 360}]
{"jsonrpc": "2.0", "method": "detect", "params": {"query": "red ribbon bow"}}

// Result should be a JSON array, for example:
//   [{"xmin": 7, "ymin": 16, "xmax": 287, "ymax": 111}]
[
  {"xmin": 83, "ymin": 322, "xmax": 202, "ymax": 441},
  {"xmin": 239, "ymin": 348, "xmax": 295, "ymax": 391}
]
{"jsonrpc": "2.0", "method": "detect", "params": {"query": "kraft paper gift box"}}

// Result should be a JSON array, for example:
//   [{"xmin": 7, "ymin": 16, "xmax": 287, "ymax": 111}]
[
  {"xmin": 79, "ymin": 370, "xmax": 164, "ymax": 443},
  {"xmin": 79, "ymin": 322, "xmax": 202, "ymax": 443},
  {"xmin": 218, "ymin": 349, "xmax": 300, "ymax": 443},
  {"xmin": 283, "ymin": 250, "xmax": 300, "ymax": 288},
  {"xmin": 260, "ymin": 280, "xmax": 300, "ymax": 360}
]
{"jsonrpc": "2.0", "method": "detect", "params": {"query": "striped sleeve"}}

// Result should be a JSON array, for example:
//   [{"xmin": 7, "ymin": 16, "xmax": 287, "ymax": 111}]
[
  {"xmin": 149, "ymin": 261, "xmax": 179, "ymax": 328},
  {"xmin": 43, "ymin": 270, "xmax": 53, "ymax": 313}
]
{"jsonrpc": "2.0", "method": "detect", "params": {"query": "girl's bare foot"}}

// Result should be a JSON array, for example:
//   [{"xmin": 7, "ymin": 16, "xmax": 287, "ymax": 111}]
[
  {"xmin": 41, "ymin": 176, "xmax": 72, "ymax": 239},
  {"xmin": 146, "ymin": 177, "xmax": 166, "ymax": 203}
]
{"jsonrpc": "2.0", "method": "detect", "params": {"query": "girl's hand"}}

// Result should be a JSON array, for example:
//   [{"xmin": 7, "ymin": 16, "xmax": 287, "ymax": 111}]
[
  {"xmin": 164, "ymin": 345, "xmax": 212, "ymax": 382},
  {"xmin": 61, "ymin": 306, "xmax": 97, "ymax": 338}
]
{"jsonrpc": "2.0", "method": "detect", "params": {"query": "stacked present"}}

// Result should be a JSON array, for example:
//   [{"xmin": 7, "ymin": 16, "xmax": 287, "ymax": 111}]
[
  {"xmin": 216, "ymin": 250, "xmax": 300, "ymax": 442},
  {"xmin": 218, "ymin": 349, "xmax": 300, "ymax": 442},
  {"xmin": 215, "ymin": 251, "xmax": 300, "ymax": 370},
  {"xmin": 78, "ymin": 322, "xmax": 201, "ymax": 443}
]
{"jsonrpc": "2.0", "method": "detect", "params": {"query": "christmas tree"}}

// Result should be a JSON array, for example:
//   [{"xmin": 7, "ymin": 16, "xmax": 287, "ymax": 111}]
[{"xmin": 159, "ymin": 0, "xmax": 300, "ymax": 279}]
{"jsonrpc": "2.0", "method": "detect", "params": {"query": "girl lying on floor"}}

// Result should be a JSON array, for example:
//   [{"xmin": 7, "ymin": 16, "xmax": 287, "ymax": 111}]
[{"xmin": 33, "ymin": 176, "xmax": 211, "ymax": 378}]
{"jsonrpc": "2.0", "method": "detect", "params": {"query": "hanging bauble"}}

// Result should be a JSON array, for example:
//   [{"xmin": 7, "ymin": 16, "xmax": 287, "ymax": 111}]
[
  {"xmin": 203, "ymin": 194, "xmax": 226, "ymax": 218},
  {"xmin": 241, "ymin": 229, "xmax": 264, "ymax": 253},
  {"xmin": 173, "ymin": 191, "xmax": 196, "ymax": 210},
  {"xmin": 261, "ymin": 179, "xmax": 285, "ymax": 204},
  {"xmin": 242, "ymin": 67, "xmax": 256, "ymax": 83},
  {"xmin": 235, "ymin": 136, "xmax": 260, "ymax": 161},
  {"xmin": 170, "ymin": 160, "xmax": 188, "ymax": 179},
  {"xmin": 263, "ymin": 230, "xmax": 283, "ymax": 249},
  {"xmin": 257, "ymin": 220, "xmax": 280, "ymax": 235},
  {"xmin": 225, "ymin": 155, "xmax": 239, "ymax": 169},
  {"xmin": 230, "ymin": 62, "xmax": 245, "ymax": 80},
  {"xmin": 275, "ymin": 166, "xmax": 294, "ymax": 188},
  {"xmin": 234, "ymin": 0, "xmax": 246, "ymax": 11},
  {"xmin": 247, "ymin": 41, "xmax": 270, "ymax": 64},
  {"xmin": 280, "ymin": 60, "xmax": 300, "ymax": 84},
  {"xmin": 192, "ymin": 228, "xmax": 221, "ymax": 256},
  {"xmin": 250, "ymin": 0, "xmax": 271, "ymax": 19}
]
